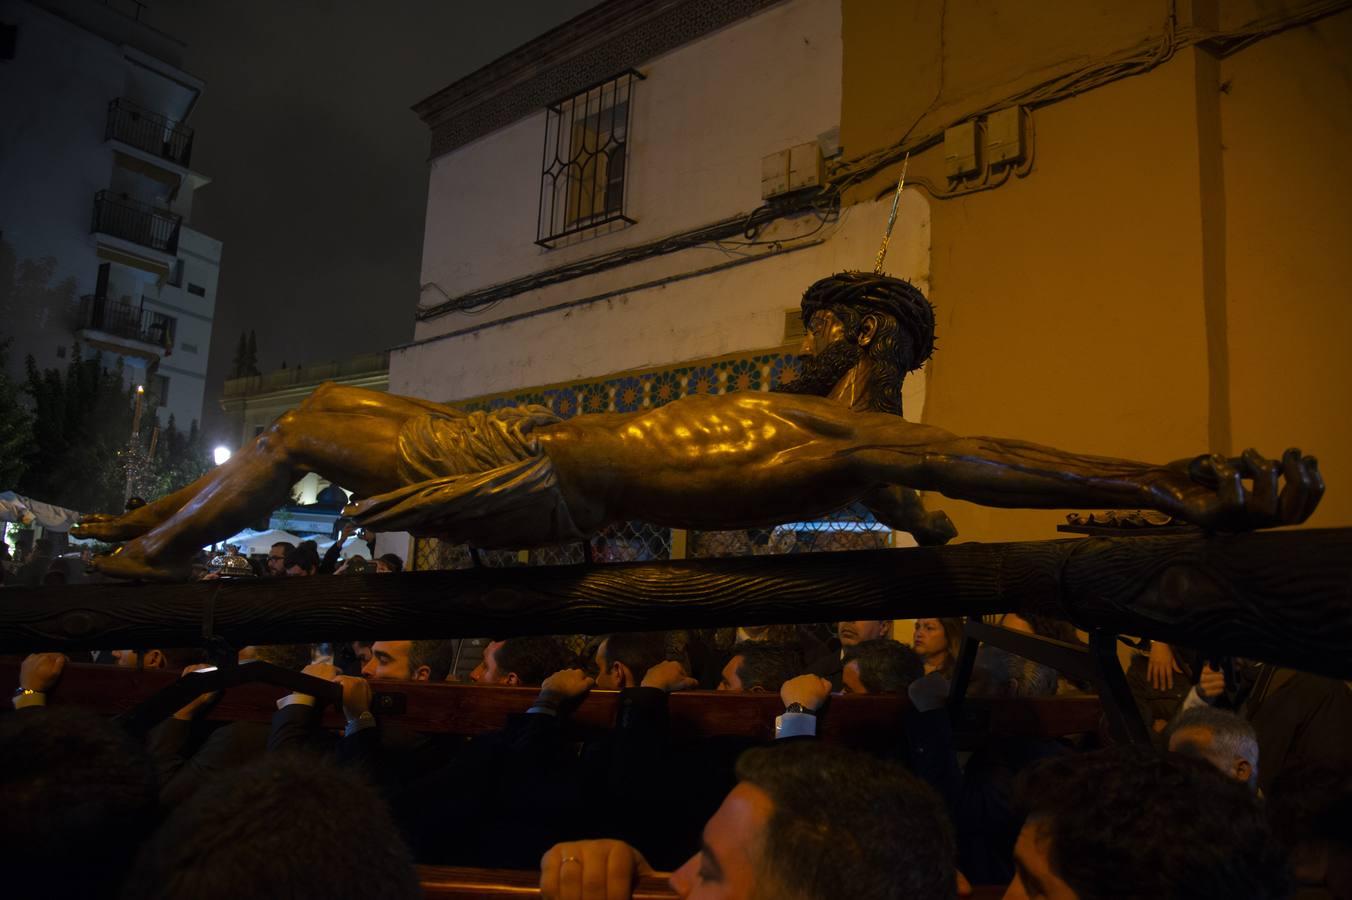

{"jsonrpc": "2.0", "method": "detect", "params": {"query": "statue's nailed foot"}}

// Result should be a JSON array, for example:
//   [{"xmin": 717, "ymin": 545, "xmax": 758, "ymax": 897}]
[
  {"xmin": 911, "ymin": 510, "xmax": 958, "ymax": 546},
  {"xmin": 72, "ymin": 514, "xmax": 155, "ymax": 543},
  {"xmin": 90, "ymin": 547, "xmax": 191, "ymax": 583}
]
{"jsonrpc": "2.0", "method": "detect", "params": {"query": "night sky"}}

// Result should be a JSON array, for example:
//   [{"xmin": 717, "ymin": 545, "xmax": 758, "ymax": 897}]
[{"xmin": 148, "ymin": 1, "xmax": 600, "ymax": 444}]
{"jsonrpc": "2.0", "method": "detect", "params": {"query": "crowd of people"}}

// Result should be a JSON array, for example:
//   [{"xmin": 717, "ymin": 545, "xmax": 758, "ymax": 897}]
[
  {"xmin": 0, "ymin": 526, "xmax": 404, "ymax": 587},
  {"xmin": 3, "ymin": 593, "xmax": 1350, "ymax": 899}
]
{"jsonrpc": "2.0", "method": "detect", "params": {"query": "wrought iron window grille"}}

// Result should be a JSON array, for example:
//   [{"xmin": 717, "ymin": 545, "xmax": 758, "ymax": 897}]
[{"xmin": 536, "ymin": 70, "xmax": 643, "ymax": 248}]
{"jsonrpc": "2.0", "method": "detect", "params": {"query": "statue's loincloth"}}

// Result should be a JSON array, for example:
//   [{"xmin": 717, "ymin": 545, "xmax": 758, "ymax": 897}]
[{"xmin": 344, "ymin": 405, "xmax": 586, "ymax": 547}]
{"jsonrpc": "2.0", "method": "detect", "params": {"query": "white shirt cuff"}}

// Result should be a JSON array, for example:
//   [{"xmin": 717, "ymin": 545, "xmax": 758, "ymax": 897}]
[
  {"xmin": 775, "ymin": 711, "xmax": 817, "ymax": 739},
  {"xmin": 1181, "ymin": 686, "xmax": 1213, "ymax": 711},
  {"xmin": 277, "ymin": 693, "xmax": 317, "ymax": 710}
]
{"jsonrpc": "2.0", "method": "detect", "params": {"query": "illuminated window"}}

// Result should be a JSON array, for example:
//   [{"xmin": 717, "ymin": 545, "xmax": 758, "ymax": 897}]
[{"xmin": 536, "ymin": 70, "xmax": 642, "ymax": 247}]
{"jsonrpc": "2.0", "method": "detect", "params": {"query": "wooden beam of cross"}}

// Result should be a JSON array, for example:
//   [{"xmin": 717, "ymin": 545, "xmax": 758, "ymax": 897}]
[{"xmin": 3, "ymin": 528, "xmax": 1350, "ymax": 679}]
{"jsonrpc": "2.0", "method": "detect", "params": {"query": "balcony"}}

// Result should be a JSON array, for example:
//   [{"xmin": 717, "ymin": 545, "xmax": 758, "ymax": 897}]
[
  {"xmin": 74, "ymin": 295, "xmax": 172, "ymax": 358},
  {"xmin": 91, "ymin": 190, "xmax": 181, "ymax": 255},
  {"xmin": 106, "ymin": 98, "xmax": 194, "ymax": 167}
]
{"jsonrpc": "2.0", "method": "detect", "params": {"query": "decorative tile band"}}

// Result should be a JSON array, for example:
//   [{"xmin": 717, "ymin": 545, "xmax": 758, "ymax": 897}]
[{"xmin": 453, "ymin": 347, "xmax": 801, "ymax": 418}]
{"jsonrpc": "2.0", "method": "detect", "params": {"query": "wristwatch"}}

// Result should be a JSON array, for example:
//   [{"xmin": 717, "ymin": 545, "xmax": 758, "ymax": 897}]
[{"xmin": 783, "ymin": 702, "xmax": 815, "ymax": 716}]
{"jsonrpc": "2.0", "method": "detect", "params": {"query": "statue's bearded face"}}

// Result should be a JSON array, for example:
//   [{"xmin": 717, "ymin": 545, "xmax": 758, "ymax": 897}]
[{"xmin": 775, "ymin": 309, "xmax": 864, "ymax": 398}]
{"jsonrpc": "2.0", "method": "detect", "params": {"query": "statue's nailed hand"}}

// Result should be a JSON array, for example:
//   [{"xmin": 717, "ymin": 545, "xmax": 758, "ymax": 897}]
[{"xmin": 1160, "ymin": 448, "xmax": 1323, "ymax": 531}]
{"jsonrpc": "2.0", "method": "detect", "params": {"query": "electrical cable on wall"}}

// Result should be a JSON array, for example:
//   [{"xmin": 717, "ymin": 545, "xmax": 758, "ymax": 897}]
[
  {"xmin": 417, "ymin": 190, "xmax": 840, "ymax": 321},
  {"xmin": 828, "ymin": 0, "xmax": 1348, "ymax": 197},
  {"xmin": 883, "ymin": 108, "xmax": 1036, "ymax": 204},
  {"xmin": 417, "ymin": 0, "xmax": 1348, "ymax": 322}
]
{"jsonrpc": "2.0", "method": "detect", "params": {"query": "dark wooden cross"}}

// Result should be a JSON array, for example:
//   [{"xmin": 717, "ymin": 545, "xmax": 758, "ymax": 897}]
[{"xmin": 3, "ymin": 528, "xmax": 1349, "ymax": 680}]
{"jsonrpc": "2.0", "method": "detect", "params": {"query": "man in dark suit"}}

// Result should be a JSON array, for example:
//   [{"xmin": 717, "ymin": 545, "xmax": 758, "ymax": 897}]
[{"xmin": 807, "ymin": 618, "xmax": 893, "ymax": 689}]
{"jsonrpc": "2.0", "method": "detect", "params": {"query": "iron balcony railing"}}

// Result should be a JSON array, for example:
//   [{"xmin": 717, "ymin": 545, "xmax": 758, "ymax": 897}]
[
  {"xmin": 106, "ymin": 97, "xmax": 194, "ymax": 167},
  {"xmin": 91, "ymin": 190, "xmax": 182, "ymax": 254},
  {"xmin": 76, "ymin": 295, "xmax": 171, "ymax": 349}
]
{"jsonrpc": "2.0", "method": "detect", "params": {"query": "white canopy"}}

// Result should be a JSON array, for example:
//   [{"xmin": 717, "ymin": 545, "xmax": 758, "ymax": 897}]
[
  {"xmin": 0, "ymin": 491, "xmax": 82, "ymax": 532},
  {"xmin": 313, "ymin": 535, "xmax": 372, "ymax": 559},
  {"xmin": 218, "ymin": 528, "xmax": 306, "ymax": 556}
]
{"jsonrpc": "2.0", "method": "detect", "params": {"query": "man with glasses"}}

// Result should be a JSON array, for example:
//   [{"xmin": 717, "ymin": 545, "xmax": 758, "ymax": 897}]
[{"xmin": 266, "ymin": 541, "xmax": 294, "ymax": 577}]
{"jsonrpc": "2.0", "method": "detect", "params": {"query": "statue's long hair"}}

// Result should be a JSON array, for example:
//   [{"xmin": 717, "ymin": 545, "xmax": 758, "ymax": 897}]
[{"xmin": 800, "ymin": 272, "xmax": 936, "ymax": 417}]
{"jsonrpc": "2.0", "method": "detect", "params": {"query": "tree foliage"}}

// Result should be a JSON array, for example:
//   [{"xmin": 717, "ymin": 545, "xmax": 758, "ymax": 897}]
[
  {"xmin": 16, "ymin": 347, "xmax": 208, "ymax": 514},
  {"xmin": 0, "ymin": 341, "xmax": 33, "ymax": 488},
  {"xmin": 140, "ymin": 414, "xmax": 209, "ymax": 500},
  {"xmin": 19, "ymin": 347, "xmax": 135, "ymax": 513},
  {"xmin": 231, "ymin": 329, "xmax": 260, "ymax": 378}
]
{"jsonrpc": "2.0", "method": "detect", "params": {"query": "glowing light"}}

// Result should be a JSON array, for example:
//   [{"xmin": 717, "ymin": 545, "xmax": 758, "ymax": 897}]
[
  {"xmin": 213, "ymin": 446, "xmax": 232, "ymax": 465},
  {"xmin": 136, "ymin": 385, "xmax": 144, "ymax": 394}
]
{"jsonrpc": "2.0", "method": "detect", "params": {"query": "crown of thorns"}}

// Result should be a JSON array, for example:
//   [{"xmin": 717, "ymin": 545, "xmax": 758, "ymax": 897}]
[{"xmin": 800, "ymin": 271, "xmax": 937, "ymax": 371}]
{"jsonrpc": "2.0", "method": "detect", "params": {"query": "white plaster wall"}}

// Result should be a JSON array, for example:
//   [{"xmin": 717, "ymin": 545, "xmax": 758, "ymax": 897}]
[
  {"xmin": 392, "ymin": 192, "xmax": 931, "ymax": 422},
  {"xmin": 148, "ymin": 226, "xmax": 220, "ymax": 427},
  {"xmin": 0, "ymin": 0, "xmax": 124, "ymax": 374},
  {"xmin": 415, "ymin": 0, "xmax": 843, "ymax": 341},
  {"xmin": 176, "ymin": 226, "xmax": 222, "ymax": 318},
  {"xmin": 0, "ymin": 0, "xmax": 218, "ymax": 409},
  {"xmin": 122, "ymin": 48, "xmax": 199, "ymax": 122}
]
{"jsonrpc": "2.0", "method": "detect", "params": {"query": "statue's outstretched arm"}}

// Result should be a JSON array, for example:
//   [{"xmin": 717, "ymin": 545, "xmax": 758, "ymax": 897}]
[{"xmin": 872, "ymin": 429, "xmax": 1323, "ymax": 531}]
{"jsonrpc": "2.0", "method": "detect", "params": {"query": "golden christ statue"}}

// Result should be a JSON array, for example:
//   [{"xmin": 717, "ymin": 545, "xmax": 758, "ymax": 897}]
[{"xmin": 77, "ymin": 272, "xmax": 1323, "ymax": 581}]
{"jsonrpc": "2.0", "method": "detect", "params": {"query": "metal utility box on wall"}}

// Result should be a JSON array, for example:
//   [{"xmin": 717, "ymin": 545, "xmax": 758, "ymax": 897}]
[
  {"xmin": 762, "ymin": 142, "xmax": 823, "ymax": 200},
  {"xmin": 761, "ymin": 151, "xmax": 789, "ymax": 198},
  {"xmin": 787, "ymin": 142, "xmax": 823, "ymax": 192},
  {"xmin": 944, "ymin": 122, "xmax": 980, "ymax": 178},
  {"xmin": 986, "ymin": 106, "xmax": 1025, "ymax": 166}
]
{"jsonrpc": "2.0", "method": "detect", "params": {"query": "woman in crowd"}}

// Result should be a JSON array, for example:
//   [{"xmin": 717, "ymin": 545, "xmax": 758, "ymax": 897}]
[{"xmin": 913, "ymin": 617, "xmax": 964, "ymax": 678}]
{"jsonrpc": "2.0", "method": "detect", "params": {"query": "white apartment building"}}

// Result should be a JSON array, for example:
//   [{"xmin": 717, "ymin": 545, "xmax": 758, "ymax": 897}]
[
  {"xmin": 0, "ymin": 0, "xmax": 221, "ymax": 430},
  {"xmin": 396, "ymin": 0, "xmax": 928, "ymax": 422}
]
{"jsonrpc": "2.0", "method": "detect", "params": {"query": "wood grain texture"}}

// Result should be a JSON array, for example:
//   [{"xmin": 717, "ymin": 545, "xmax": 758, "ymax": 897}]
[
  {"xmin": 3, "ymin": 529, "xmax": 1348, "ymax": 677},
  {"xmin": 0, "ymin": 661, "xmax": 1102, "ymax": 744},
  {"xmin": 415, "ymin": 866, "xmax": 1009, "ymax": 898},
  {"xmin": 417, "ymin": 864, "xmax": 677, "ymax": 898}
]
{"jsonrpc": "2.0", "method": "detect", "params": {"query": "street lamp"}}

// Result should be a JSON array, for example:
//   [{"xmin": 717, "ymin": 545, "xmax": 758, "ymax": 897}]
[{"xmin": 213, "ymin": 446, "xmax": 232, "ymax": 466}]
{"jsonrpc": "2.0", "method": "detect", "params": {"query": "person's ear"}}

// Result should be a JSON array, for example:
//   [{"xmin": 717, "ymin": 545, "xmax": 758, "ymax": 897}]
[
  {"xmin": 1235, "ymin": 759, "xmax": 1253, "ymax": 784},
  {"xmin": 614, "ymin": 662, "xmax": 632, "ymax": 687},
  {"xmin": 144, "ymin": 649, "xmax": 166, "ymax": 669},
  {"xmin": 504, "ymin": 672, "xmax": 520, "ymax": 687},
  {"xmin": 412, "ymin": 665, "xmax": 431, "ymax": 682},
  {"xmin": 857, "ymin": 313, "xmax": 880, "ymax": 347}
]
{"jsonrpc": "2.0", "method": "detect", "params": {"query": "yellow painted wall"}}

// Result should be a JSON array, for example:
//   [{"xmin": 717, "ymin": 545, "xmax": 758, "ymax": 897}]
[
  {"xmin": 841, "ymin": 0, "xmax": 1351, "ymax": 542},
  {"xmin": 1220, "ymin": 10, "xmax": 1352, "ymax": 529}
]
